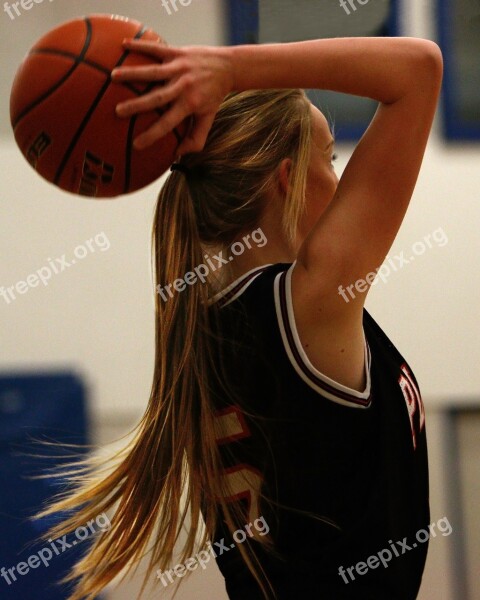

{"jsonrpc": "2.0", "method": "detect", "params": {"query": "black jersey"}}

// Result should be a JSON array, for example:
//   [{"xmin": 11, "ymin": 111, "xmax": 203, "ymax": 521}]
[{"xmin": 205, "ymin": 262, "xmax": 429, "ymax": 600}]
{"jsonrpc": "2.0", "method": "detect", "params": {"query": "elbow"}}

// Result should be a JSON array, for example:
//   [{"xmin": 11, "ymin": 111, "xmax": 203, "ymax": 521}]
[{"xmin": 413, "ymin": 40, "xmax": 444, "ymax": 85}]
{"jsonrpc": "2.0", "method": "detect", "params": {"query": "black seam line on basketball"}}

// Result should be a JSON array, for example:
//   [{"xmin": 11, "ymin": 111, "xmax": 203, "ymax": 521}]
[
  {"xmin": 124, "ymin": 115, "xmax": 136, "ymax": 193},
  {"xmin": 12, "ymin": 19, "xmax": 93, "ymax": 130},
  {"xmin": 31, "ymin": 48, "xmax": 112, "ymax": 76},
  {"xmin": 29, "ymin": 49, "xmax": 147, "ymax": 97},
  {"xmin": 54, "ymin": 24, "xmax": 148, "ymax": 187}
]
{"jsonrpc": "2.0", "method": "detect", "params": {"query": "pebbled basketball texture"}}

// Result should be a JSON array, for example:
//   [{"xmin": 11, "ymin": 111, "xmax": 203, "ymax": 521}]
[{"xmin": 10, "ymin": 14, "xmax": 190, "ymax": 198}]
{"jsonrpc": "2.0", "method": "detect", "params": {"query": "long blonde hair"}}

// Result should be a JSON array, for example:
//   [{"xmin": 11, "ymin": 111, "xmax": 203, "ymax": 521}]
[{"xmin": 33, "ymin": 89, "xmax": 313, "ymax": 600}]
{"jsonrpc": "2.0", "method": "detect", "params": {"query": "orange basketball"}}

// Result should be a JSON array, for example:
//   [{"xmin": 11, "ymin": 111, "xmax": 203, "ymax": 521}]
[{"xmin": 9, "ymin": 14, "xmax": 189, "ymax": 198}]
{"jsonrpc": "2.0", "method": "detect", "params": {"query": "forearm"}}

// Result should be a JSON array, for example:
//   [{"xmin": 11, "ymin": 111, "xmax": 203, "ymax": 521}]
[{"xmin": 228, "ymin": 37, "xmax": 441, "ymax": 104}]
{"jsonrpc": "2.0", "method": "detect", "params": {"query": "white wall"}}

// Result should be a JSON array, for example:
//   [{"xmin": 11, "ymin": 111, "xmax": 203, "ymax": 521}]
[{"xmin": 1, "ymin": 1, "xmax": 478, "ymax": 599}]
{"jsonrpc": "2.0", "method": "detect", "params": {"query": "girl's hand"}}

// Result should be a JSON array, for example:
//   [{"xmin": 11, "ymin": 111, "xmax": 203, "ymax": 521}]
[{"xmin": 111, "ymin": 40, "xmax": 234, "ymax": 155}]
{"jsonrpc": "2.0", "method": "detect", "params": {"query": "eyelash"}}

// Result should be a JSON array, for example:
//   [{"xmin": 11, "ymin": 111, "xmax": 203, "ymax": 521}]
[{"xmin": 331, "ymin": 153, "xmax": 338, "ymax": 162}]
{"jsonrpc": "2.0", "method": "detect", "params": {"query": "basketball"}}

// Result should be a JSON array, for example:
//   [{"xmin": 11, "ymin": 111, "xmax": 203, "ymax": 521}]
[{"xmin": 9, "ymin": 14, "xmax": 190, "ymax": 198}]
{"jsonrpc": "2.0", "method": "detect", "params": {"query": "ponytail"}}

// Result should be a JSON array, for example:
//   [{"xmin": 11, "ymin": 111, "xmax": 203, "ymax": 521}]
[{"xmin": 32, "ymin": 89, "xmax": 313, "ymax": 600}]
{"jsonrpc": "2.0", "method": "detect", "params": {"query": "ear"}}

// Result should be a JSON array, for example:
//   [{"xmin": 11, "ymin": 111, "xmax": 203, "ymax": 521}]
[{"xmin": 277, "ymin": 158, "xmax": 292, "ymax": 196}]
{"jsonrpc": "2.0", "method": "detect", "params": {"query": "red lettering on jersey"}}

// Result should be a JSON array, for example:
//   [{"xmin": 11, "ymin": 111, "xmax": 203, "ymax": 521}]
[
  {"xmin": 214, "ymin": 405, "xmax": 251, "ymax": 445},
  {"xmin": 214, "ymin": 406, "xmax": 264, "ymax": 528},
  {"xmin": 398, "ymin": 363, "xmax": 425, "ymax": 450},
  {"xmin": 222, "ymin": 464, "xmax": 264, "ymax": 529}
]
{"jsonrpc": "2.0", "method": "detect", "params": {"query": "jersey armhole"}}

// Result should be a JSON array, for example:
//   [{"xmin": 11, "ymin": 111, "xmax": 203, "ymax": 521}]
[{"xmin": 273, "ymin": 261, "xmax": 373, "ymax": 409}]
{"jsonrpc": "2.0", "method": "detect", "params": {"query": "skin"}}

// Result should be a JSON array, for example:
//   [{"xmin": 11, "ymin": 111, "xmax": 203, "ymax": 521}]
[{"xmin": 229, "ymin": 104, "xmax": 339, "ymax": 280}]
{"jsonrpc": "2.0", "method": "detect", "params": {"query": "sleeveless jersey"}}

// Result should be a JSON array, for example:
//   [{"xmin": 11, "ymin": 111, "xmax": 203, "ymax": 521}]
[{"xmin": 205, "ymin": 262, "xmax": 429, "ymax": 600}]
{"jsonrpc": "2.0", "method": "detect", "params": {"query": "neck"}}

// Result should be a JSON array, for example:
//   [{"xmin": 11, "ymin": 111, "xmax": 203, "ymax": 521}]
[{"xmin": 228, "ymin": 230, "xmax": 298, "ymax": 281}]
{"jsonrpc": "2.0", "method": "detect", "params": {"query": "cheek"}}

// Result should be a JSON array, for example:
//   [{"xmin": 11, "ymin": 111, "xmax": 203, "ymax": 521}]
[
  {"xmin": 323, "ymin": 162, "xmax": 339, "ymax": 196},
  {"xmin": 308, "ymin": 163, "xmax": 337, "ymax": 200},
  {"xmin": 330, "ymin": 169, "xmax": 339, "ymax": 194},
  {"xmin": 303, "ymin": 168, "xmax": 338, "ymax": 228}
]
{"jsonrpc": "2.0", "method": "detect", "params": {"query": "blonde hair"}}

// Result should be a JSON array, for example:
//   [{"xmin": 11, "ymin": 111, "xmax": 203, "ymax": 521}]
[{"xmin": 33, "ymin": 89, "xmax": 313, "ymax": 600}]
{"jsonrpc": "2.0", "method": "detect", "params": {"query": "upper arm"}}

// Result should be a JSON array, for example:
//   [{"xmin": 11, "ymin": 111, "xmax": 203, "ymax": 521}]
[{"xmin": 296, "ymin": 42, "xmax": 443, "ymax": 315}]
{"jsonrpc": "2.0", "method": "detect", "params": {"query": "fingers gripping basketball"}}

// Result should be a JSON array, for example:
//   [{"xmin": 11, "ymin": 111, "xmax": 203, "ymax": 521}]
[{"xmin": 10, "ymin": 14, "xmax": 190, "ymax": 197}]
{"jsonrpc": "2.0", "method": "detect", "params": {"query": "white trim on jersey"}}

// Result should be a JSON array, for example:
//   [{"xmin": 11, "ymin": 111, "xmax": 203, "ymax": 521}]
[
  {"xmin": 274, "ymin": 261, "xmax": 373, "ymax": 408},
  {"xmin": 208, "ymin": 264, "xmax": 273, "ymax": 307}
]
